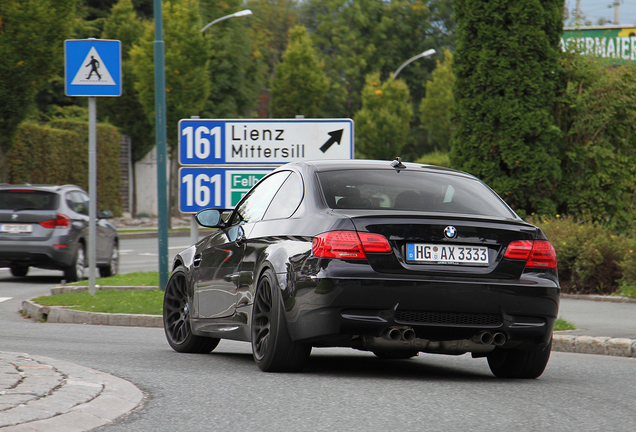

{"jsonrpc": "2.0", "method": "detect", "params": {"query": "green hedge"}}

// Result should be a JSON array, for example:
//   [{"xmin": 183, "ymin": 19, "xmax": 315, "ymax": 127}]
[
  {"xmin": 7, "ymin": 121, "xmax": 121, "ymax": 215},
  {"xmin": 533, "ymin": 216, "xmax": 636, "ymax": 296}
]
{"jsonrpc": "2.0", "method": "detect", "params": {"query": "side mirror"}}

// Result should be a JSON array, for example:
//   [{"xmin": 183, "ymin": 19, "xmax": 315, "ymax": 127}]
[
  {"xmin": 196, "ymin": 209, "xmax": 224, "ymax": 227},
  {"xmin": 98, "ymin": 210, "xmax": 113, "ymax": 219}
]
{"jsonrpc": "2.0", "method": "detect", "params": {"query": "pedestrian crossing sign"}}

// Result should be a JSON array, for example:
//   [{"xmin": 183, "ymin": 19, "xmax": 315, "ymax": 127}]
[{"xmin": 65, "ymin": 39, "xmax": 121, "ymax": 97}]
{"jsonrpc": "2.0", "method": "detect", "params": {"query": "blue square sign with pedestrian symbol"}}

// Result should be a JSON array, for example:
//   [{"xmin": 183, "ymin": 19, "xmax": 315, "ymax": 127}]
[{"xmin": 65, "ymin": 39, "xmax": 121, "ymax": 97}]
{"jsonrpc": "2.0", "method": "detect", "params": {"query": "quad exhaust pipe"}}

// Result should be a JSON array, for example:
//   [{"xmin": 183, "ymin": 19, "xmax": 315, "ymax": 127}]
[{"xmin": 472, "ymin": 332, "xmax": 507, "ymax": 346}]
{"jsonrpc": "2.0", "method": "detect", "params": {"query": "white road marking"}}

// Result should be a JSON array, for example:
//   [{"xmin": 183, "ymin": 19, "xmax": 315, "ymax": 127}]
[{"xmin": 0, "ymin": 297, "xmax": 12, "ymax": 303}]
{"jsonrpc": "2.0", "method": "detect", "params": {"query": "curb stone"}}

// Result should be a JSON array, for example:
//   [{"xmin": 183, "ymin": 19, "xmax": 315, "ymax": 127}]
[
  {"xmin": 552, "ymin": 334, "xmax": 636, "ymax": 357},
  {"xmin": 0, "ymin": 351, "xmax": 144, "ymax": 431}
]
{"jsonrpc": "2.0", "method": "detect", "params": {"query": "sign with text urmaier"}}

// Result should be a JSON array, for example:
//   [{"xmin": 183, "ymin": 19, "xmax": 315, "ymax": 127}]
[{"xmin": 179, "ymin": 119, "xmax": 354, "ymax": 165}]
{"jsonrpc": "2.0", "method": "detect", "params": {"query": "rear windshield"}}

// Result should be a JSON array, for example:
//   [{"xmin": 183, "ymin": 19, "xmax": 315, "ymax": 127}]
[
  {"xmin": 0, "ymin": 190, "xmax": 59, "ymax": 211},
  {"xmin": 317, "ymin": 169, "xmax": 517, "ymax": 219}
]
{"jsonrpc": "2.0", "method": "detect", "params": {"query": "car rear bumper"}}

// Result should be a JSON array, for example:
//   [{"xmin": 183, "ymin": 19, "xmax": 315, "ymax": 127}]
[
  {"xmin": 0, "ymin": 242, "xmax": 75, "ymax": 269},
  {"xmin": 284, "ymin": 276, "xmax": 559, "ymax": 351}
]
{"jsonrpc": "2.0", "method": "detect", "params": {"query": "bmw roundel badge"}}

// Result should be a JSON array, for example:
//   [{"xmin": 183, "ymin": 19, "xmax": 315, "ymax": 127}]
[{"xmin": 444, "ymin": 226, "xmax": 457, "ymax": 239}]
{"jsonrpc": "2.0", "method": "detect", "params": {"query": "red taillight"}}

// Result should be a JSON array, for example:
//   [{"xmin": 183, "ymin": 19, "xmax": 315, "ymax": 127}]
[
  {"xmin": 40, "ymin": 213, "xmax": 70, "ymax": 229},
  {"xmin": 312, "ymin": 231, "xmax": 391, "ymax": 259},
  {"xmin": 505, "ymin": 240, "xmax": 557, "ymax": 269}
]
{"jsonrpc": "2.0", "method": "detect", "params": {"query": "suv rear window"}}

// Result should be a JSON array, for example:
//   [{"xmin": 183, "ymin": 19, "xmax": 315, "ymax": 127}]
[
  {"xmin": 0, "ymin": 190, "xmax": 59, "ymax": 211},
  {"xmin": 317, "ymin": 169, "xmax": 516, "ymax": 219}
]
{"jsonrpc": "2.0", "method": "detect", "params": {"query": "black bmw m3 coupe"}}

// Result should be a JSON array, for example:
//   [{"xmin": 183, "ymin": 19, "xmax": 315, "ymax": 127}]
[{"xmin": 163, "ymin": 159, "xmax": 559, "ymax": 378}]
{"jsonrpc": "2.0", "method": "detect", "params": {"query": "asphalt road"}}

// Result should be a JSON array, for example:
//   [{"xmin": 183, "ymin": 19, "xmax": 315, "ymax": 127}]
[{"xmin": 1, "ymin": 237, "xmax": 636, "ymax": 431}]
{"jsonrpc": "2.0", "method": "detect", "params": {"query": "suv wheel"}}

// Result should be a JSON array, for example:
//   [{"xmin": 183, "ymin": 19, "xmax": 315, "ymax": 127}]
[{"xmin": 64, "ymin": 244, "xmax": 86, "ymax": 282}]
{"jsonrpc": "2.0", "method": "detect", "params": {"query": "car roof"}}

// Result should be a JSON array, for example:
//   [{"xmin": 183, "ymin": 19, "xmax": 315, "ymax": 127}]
[
  {"xmin": 0, "ymin": 184, "xmax": 84, "ymax": 193},
  {"xmin": 282, "ymin": 159, "xmax": 475, "ymax": 179}
]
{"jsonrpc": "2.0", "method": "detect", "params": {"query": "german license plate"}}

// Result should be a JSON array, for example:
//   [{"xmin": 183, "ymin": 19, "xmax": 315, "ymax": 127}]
[
  {"xmin": 0, "ymin": 224, "xmax": 33, "ymax": 233},
  {"xmin": 406, "ymin": 243, "xmax": 489, "ymax": 265}
]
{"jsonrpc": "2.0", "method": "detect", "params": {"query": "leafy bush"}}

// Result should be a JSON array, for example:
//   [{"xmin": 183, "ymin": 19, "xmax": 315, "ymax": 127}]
[
  {"xmin": 8, "ymin": 120, "xmax": 122, "ymax": 215},
  {"xmin": 533, "ymin": 216, "xmax": 636, "ymax": 295},
  {"xmin": 555, "ymin": 53, "xmax": 636, "ymax": 233}
]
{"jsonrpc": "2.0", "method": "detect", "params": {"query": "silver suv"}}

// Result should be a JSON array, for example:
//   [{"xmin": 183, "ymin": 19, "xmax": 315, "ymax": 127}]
[{"xmin": 0, "ymin": 184, "xmax": 118, "ymax": 281}]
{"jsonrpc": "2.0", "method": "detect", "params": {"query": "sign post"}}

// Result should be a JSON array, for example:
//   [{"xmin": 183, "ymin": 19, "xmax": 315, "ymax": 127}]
[
  {"xmin": 65, "ymin": 39, "xmax": 121, "ymax": 294},
  {"xmin": 177, "ymin": 119, "xmax": 354, "ymax": 213}
]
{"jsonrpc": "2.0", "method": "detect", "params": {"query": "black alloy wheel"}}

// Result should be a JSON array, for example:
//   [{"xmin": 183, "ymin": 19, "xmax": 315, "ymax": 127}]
[
  {"xmin": 251, "ymin": 269, "xmax": 311, "ymax": 372},
  {"xmin": 487, "ymin": 338, "xmax": 552, "ymax": 379},
  {"xmin": 163, "ymin": 266, "xmax": 219, "ymax": 353}
]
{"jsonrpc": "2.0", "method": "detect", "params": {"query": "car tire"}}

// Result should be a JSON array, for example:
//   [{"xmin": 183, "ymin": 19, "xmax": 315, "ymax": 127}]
[
  {"xmin": 163, "ymin": 266, "xmax": 219, "ymax": 353},
  {"xmin": 64, "ymin": 244, "xmax": 86, "ymax": 282},
  {"xmin": 251, "ymin": 269, "xmax": 311, "ymax": 372},
  {"xmin": 10, "ymin": 266, "xmax": 29, "ymax": 277},
  {"xmin": 487, "ymin": 338, "xmax": 552, "ymax": 379},
  {"xmin": 99, "ymin": 242, "xmax": 119, "ymax": 278}
]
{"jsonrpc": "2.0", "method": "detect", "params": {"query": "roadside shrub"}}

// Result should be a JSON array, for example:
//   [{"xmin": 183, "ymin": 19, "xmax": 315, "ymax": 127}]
[
  {"xmin": 533, "ymin": 216, "xmax": 636, "ymax": 295},
  {"xmin": 8, "ymin": 121, "xmax": 122, "ymax": 215}
]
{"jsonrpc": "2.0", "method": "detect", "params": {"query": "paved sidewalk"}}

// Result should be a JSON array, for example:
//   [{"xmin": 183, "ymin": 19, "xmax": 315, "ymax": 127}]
[{"xmin": 0, "ymin": 351, "xmax": 143, "ymax": 431}]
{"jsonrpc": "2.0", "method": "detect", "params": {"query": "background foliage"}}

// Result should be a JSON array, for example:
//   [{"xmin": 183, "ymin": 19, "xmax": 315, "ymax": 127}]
[
  {"xmin": 0, "ymin": 0, "xmax": 76, "ymax": 181},
  {"xmin": 535, "ymin": 216, "xmax": 636, "ymax": 296},
  {"xmin": 450, "ymin": 0, "xmax": 564, "ymax": 217},
  {"xmin": 555, "ymin": 53, "xmax": 636, "ymax": 233},
  {"xmin": 270, "ymin": 25, "xmax": 329, "ymax": 118},
  {"xmin": 7, "ymin": 121, "xmax": 122, "ymax": 214},
  {"xmin": 354, "ymin": 73, "xmax": 413, "ymax": 160}
]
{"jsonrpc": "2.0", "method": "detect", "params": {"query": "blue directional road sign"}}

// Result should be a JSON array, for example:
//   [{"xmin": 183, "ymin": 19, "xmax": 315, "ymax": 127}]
[
  {"xmin": 65, "ymin": 39, "xmax": 121, "ymax": 97},
  {"xmin": 180, "ymin": 167, "xmax": 273, "ymax": 213},
  {"xmin": 179, "ymin": 119, "xmax": 354, "ymax": 166}
]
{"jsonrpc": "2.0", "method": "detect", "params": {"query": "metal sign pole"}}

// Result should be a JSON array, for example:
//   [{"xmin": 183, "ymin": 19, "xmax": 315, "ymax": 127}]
[{"xmin": 88, "ymin": 97, "xmax": 97, "ymax": 294}]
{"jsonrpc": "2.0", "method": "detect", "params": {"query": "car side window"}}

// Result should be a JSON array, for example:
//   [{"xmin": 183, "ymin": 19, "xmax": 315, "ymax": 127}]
[
  {"xmin": 67, "ymin": 192, "xmax": 89, "ymax": 215},
  {"xmin": 229, "ymin": 171, "xmax": 291, "ymax": 226},
  {"xmin": 263, "ymin": 172, "xmax": 303, "ymax": 220}
]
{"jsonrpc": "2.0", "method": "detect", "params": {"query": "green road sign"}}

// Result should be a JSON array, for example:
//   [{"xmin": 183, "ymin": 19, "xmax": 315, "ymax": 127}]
[{"xmin": 562, "ymin": 25, "xmax": 636, "ymax": 61}]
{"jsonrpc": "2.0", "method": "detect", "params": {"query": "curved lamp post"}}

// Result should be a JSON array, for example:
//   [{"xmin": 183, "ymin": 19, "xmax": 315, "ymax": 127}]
[
  {"xmin": 201, "ymin": 9, "xmax": 253, "ymax": 33},
  {"xmin": 393, "ymin": 49, "xmax": 436, "ymax": 80}
]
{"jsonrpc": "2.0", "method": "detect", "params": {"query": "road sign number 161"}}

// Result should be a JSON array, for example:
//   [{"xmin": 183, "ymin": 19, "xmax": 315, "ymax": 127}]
[
  {"xmin": 182, "ymin": 173, "xmax": 221, "ymax": 207},
  {"xmin": 182, "ymin": 126, "xmax": 221, "ymax": 159}
]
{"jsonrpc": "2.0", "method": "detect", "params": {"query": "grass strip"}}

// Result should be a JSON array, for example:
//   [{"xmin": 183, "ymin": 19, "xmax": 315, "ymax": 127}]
[
  {"xmin": 65, "ymin": 271, "xmax": 159, "ymax": 287},
  {"xmin": 34, "ymin": 290, "xmax": 164, "ymax": 315},
  {"xmin": 554, "ymin": 317, "xmax": 576, "ymax": 331}
]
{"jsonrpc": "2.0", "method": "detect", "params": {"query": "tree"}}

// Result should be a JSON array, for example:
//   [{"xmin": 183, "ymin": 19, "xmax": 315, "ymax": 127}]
[
  {"xmin": 419, "ymin": 48, "xmax": 455, "ymax": 153},
  {"xmin": 300, "ymin": 0, "xmax": 382, "ymax": 118},
  {"xmin": 450, "ymin": 0, "xmax": 564, "ymax": 216},
  {"xmin": 130, "ymin": 0, "xmax": 211, "ymax": 152},
  {"xmin": 270, "ymin": 26, "xmax": 329, "ymax": 118},
  {"xmin": 300, "ymin": 0, "xmax": 455, "ymax": 119},
  {"xmin": 354, "ymin": 72, "xmax": 413, "ymax": 160},
  {"xmin": 130, "ymin": 0, "xmax": 211, "ymax": 217},
  {"xmin": 101, "ymin": 0, "xmax": 154, "ymax": 162},
  {"xmin": 247, "ymin": 0, "xmax": 299, "ymax": 80},
  {"xmin": 199, "ymin": 0, "xmax": 264, "ymax": 119},
  {"xmin": 0, "ymin": 0, "xmax": 76, "ymax": 181}
]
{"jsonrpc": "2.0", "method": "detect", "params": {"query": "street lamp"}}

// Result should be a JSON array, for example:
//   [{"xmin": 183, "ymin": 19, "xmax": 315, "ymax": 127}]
[
  {"xmin": 201, "ymin": 9, "xmax": 253, "ymax": 33},
  {"xmin": 393, "ymin": 49, "xmax": 436, "ymax": 80}
]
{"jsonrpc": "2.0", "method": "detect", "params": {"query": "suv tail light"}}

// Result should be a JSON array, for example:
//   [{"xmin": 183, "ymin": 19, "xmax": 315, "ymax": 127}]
[
  {"xmin": 312, "ymin": 231, "xmax": 391, "ymax": 259},
  {"xmin": 40, "ymin": 213, "xmax": 71, "ymax": 229},
  {"xmin": 504, "ymin": 240, "xmax": 557, "ymax": 269}
]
